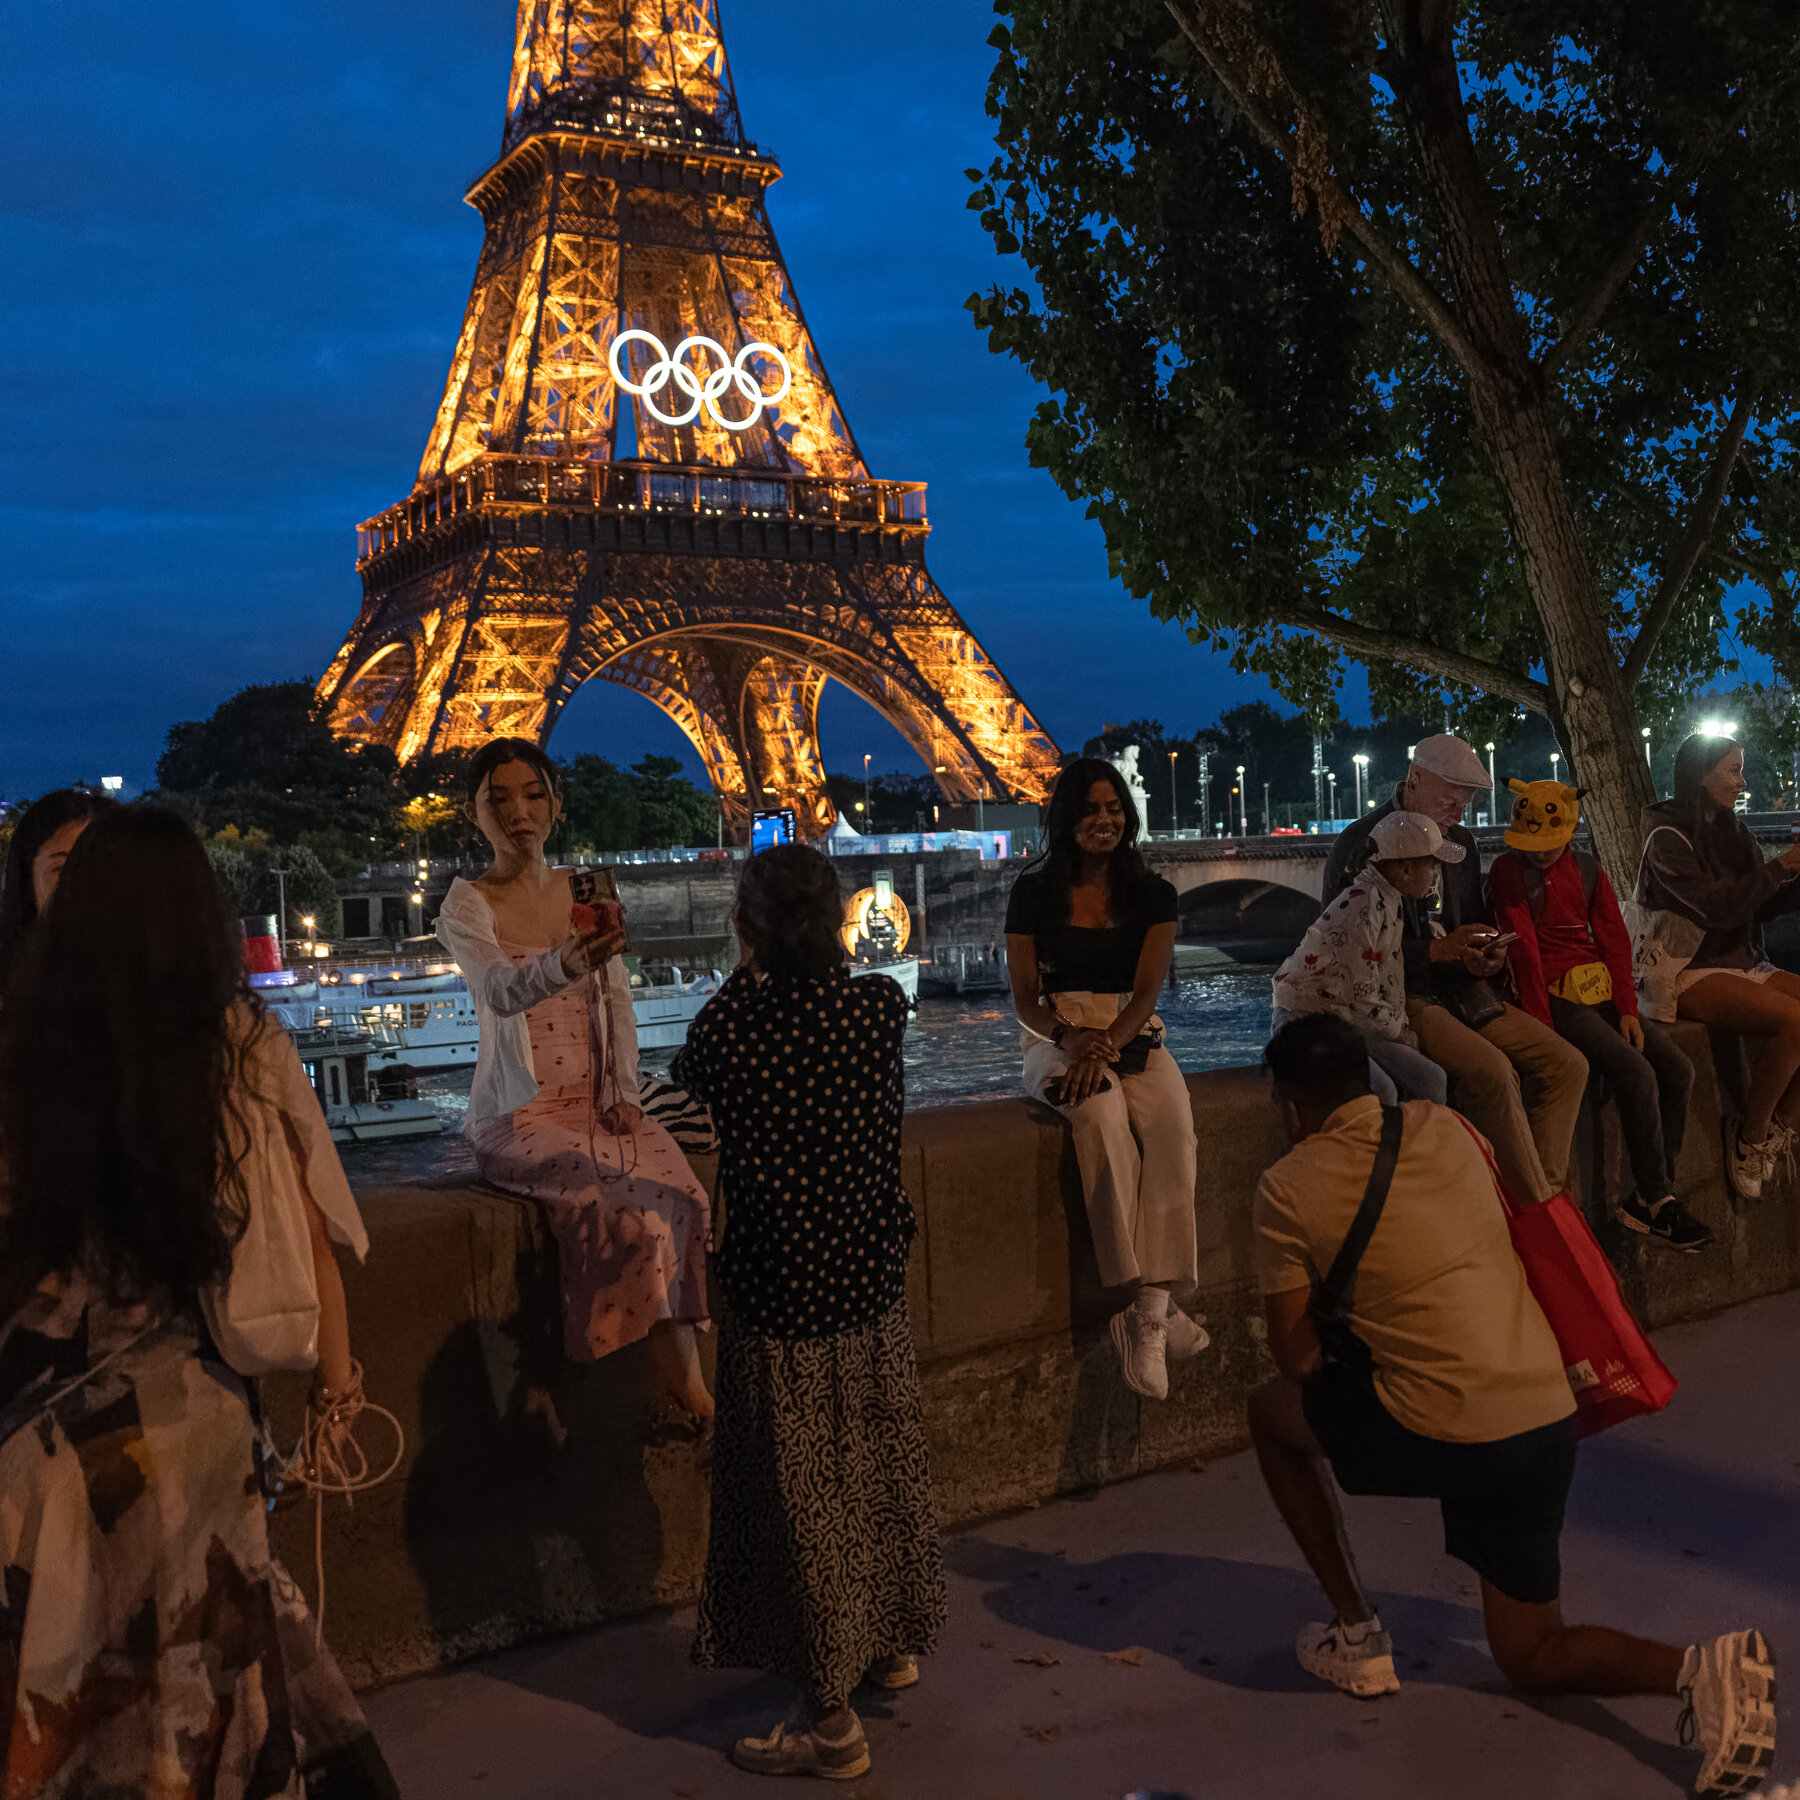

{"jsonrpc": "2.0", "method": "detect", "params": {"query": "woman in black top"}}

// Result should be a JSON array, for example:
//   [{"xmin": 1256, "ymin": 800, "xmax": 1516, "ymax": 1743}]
[
  {"xmin": 1005, "ymin": 758, "xmax": 1205, "ymax": 1406},
  {"xmin": 1634, "ymin": 731, "xmax": 1800, "ymax": 1198},
  {"xmin": 671, "ymin": 845, "xmax": 945, "ymax": 1782}
]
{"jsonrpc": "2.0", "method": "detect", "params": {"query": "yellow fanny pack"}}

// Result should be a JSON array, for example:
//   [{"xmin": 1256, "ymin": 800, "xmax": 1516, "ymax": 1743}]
[{"xmin": 1549, "ymin": 961, "xmax": 1613, "ymax": 1006}]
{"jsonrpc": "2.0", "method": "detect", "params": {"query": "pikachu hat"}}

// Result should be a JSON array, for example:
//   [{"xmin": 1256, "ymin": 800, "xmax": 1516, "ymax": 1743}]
[{"xmin": 1504, "ymin": 777, "xmax": 1580, "ymax": 852}]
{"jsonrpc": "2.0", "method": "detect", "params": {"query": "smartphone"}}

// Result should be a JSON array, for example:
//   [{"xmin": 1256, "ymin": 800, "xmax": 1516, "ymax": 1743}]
[
  {"xmin": 569, "ymin": 870, "xmax": 627, "ymax": 944},
  {"xmin": 1487, "ymin": 931, "xmax": 1520, "ymax": 948}
]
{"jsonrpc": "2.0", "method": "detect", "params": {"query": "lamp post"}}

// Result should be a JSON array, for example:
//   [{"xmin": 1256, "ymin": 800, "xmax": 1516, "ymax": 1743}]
[
  {"xmin": 1197, "ymin": 752, "xmax": 1211, "ymax": 837},
  {"xmin": 1550, "ymin": 750, "xmax": 1561, "ymax": 782},
  {"xmin": 1311, "ymin": 731, "xmax": 1325, "ymax": 828},
  {"xmin": 1641, "ymin": 726, "xmax": 1652, "ymax": 774},
  {"xmin": 1262, "ymin": 780, "xmax": 1271, "ymax": 834},
  {"xmin": 862, "ymin": 752, "xmax": 871, "ymax": 827},
  {"xmin": 1352, "ymin": 753, "xmax": 1369, "ymax": 818},
  {"xmin": 1327, "ymin": 771, "xmax": 1338, "ymax": 821},
  {"xmin": 1168, "ymin": 748, "xmax": 1179, "ymax": 836},
  {"xmin": 269, "ymin": 867, "xmax": 290, "ymax": 957},
  {"xmin": 301, "ymin": 913, "xmax": 315, "ymax": 955},
  {"xmin": 1235, "ymin": 764, "xmax": 1247, "ymax": 837}
]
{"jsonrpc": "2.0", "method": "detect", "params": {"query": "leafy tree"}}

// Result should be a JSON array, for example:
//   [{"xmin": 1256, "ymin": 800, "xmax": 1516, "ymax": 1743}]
[
  {"xmin": 629, "ymin": 755, "xmax": 719, "ymax": 848},
  {"xmin": 969, "ymin": 0, "xmax": 1800, "ymax": 880},
  {"xmin": 157, "ymin": 681, "xmax": 398, "ymax": 850},
  {"xmin": 204, "ymin": 827, "xmax": 342, "ymax": 937},
  {"xmin": 558, "ymin": 753, "xmax": 642, "ymax": 852}
]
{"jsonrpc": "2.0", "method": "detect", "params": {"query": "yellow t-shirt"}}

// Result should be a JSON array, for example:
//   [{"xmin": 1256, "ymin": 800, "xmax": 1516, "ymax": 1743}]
[{"xmin": 1254, "ymin": 1095, "xmax": 1574, "ymax": 1444}]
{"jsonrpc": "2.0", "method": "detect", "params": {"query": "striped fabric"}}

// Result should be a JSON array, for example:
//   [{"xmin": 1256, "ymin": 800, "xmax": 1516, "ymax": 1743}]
[{"xmin": 639, "ymin": 1070, "xmax": 719, "ymax": 1155}]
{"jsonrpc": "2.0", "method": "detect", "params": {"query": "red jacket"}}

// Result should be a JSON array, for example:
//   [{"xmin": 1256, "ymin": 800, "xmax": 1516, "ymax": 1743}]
[{"xmin": 1487, "ymin": 848, "xmax": 1638, "ymax": 1025}]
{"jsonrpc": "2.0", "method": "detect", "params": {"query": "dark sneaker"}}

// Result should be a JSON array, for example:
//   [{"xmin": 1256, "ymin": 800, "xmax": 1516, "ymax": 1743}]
[
  {"xmin": 1681, "ymin": 1628, "xmax": 1776, "ymax": 1794},
  {"xmin": 1620, "ymin": 1194, "xmax": 1714, "ymax": 1254},
  {"xmin": 730, "ymin": 1710, "xmax": 871, "ymax": 1781}
]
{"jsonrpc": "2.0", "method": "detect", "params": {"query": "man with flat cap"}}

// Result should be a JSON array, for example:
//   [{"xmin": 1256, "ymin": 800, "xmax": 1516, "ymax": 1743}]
[{"xmin": 1321, "ymin": 735, "xmax": 1587, "ymax": 1203}]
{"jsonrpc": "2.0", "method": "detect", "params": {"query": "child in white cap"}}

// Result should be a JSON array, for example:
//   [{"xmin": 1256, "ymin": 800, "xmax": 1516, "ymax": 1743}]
[{"xmin": 1272, "ymin": 811, "xmax": 1460, "ymax": 1102}]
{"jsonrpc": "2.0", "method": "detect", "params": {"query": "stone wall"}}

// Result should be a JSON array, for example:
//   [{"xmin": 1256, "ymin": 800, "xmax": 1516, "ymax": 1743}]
[{"xmin": 272, "ymin": 1023, "xmax": 1800, "ymax": 1687}]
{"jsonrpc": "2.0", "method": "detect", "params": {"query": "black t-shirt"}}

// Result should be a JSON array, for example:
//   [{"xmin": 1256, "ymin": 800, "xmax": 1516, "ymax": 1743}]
[
  {"xmin": 1004, "ymin": 866, "xmax": 1179, "ymax": 995},
  {"xmin": 669, "ymin": 966, "xmax": 914, "ymax": 1339}
]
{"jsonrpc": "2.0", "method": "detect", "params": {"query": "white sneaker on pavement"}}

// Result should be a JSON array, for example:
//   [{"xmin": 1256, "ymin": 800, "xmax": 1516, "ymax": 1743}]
[
  {"xmin": 1110, "ymin": 1306, "xmax": 1170, "ymax": 1400},
  {"xmin": 1681, "ymin": 1629, "xmax": 1777, "ymax": 1795},
  {"xmin": 1164, "ymin": 1300, "xmax": 1210, "ymax": 1361},
  {"xmin": 1296, "ymin": 1616, "xmax": 1400, "ymax": 1698}
]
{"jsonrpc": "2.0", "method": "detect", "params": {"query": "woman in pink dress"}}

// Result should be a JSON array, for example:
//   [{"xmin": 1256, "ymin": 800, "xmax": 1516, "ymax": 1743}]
[{"xmin": 434, "ymin": 738, "xmax": 712, "ymax": 1424}]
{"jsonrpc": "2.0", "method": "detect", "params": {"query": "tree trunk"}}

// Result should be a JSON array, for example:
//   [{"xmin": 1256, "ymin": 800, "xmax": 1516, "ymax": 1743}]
[{"xmin": 1384, "ymin": 1, "xmax": 1653, "ymax": 891}]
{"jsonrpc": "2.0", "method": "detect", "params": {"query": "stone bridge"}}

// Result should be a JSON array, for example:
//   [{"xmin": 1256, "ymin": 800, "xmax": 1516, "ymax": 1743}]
[{"xmin": 1143, "ymin": 837, "xmax": 1342, "ymax": 937}]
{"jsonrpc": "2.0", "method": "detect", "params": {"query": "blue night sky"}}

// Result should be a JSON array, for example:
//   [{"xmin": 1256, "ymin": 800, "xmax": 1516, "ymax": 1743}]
[{"xmin": 2, "ymin": 0, "xmax": 1288, "ymax": 799}]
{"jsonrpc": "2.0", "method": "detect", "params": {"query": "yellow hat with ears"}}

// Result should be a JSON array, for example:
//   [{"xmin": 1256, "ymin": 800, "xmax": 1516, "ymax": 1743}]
[{"xmin": 1504, "ymin": 778, "xmax": 1580, "ymax": 851}]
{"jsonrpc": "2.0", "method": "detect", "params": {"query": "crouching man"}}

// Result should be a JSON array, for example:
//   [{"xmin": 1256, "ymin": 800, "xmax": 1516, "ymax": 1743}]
[{"xmin": 1248, "ymin": 1013, "xmax": 1775, "ymax": 1797}]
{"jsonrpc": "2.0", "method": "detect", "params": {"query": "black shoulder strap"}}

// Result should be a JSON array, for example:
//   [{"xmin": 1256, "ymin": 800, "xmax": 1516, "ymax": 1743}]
[
  {"xmin": 1519, "ymin": 857, "xmax": 1545, "ymax": 918},
  {"xmin": 1316, "ymin": 1105, "xmax": 1404, "ymax": 1320},
  {"xmin": 1574, "ymin": 848, "xmax": 1599, "ymax": 911}
]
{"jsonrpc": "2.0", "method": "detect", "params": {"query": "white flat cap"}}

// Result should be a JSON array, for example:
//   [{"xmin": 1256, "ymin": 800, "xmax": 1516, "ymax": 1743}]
[
  {"xmin": 1410, "ymin": 733, "xmax": 1493, "ymax": 789},
  {"xmin": 1371, "ymin": 809, "xmax": 1466, "ymax": 863}
]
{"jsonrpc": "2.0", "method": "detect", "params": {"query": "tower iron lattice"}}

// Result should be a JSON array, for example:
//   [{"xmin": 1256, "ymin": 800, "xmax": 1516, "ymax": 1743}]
[{"xmin": 316, "ymin": 0, "xmax": 1061, "ymax": 838}]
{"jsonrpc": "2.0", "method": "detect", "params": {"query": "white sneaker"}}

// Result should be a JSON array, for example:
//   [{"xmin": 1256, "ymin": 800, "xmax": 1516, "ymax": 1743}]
[
  {"xmin": 1296, "ymin": 1616, "xmax": 1400, "ymax": 1697},
  {"xmin": 1165, "ymin": 1301, "xmax": 1211, "ymax": 1362},
  {"xmin": 1110, "ymin": 1306, "xmax": 1170, "ymax": 1400},
  {"xmin": 1681, "ymin": 1629, "xmax": 1777, "ymax": 1795},
  {"xmin": 1725, "ymin": 1123, "xmax": 1767, "ymax": 1200}
]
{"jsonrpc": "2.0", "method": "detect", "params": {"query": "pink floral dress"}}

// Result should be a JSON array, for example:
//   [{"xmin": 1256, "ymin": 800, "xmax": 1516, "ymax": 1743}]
[{"xmin": 471, "ymin": 939, "xmax": 711, "ymax": 1361}]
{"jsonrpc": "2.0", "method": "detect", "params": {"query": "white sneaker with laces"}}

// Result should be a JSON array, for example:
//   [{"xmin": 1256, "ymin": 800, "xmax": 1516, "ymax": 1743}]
[
  {"xmin": 1725, "ymin": 1122, "xmax": 1767, "ymax": 1200},
  {"xmin": 1295, "ymin": 1616, "xmax": 1400, "ymax": 1697},
  {"xmin": 1165, "ymin": 1301, "xmax": 1211, "ymax": 1362},
  {"xmin": 1110, "ymin": 1306, "xmax": 1170, "ymax": 1400},
  {"xmin": 1681, "ymin": 1629, "xmax": 1777, "ymax": 1795}
]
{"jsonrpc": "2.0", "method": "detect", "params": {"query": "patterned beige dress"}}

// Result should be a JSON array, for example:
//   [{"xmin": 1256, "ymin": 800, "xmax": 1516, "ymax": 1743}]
[{"xmin": 470, "ymin": 939, "xmax": 710, "ymax": 1361}]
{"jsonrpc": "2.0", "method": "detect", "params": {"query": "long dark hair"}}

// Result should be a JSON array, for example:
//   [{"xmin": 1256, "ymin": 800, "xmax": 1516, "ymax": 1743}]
[
  {"xmin": 736, "ymin": 844, "xmax": 846, "ymax": 983},
  {"xmin": 0, "ymin": 806, "xmax": 255, "ymax": 1317},
  {"xmin": 1665, "ymin": 731, "xmax": 1755, "ymax": 866},
  {"xmin": 0, "ymin": 787, "xmax": 117, "ymax": 988},
  {"xmin": 465, "ymin": 737, "xmax": 559, "ymax": 807},
  {"xmin": 1028, "ymin": 756, "xmax": 1156, "ymax": 922}
]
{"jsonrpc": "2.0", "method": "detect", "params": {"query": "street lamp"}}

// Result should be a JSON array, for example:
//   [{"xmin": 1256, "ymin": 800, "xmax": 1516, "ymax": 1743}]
[
  {"xmin": 1352, "ymin": 753, "xmax": 1369, "ymax": 819},
  {"xmin": 1699, "ymin": 717, "xmax": 1738, "ymax": 738},
  {"xmin": 862, "ymin": 753, "xmax": 872, "ymax": 827},
  {"xmin": 1550, "ymin": 750, "xmax": 1561, "ymax": 781},
  {"xmin": 1168, "ymin": 748, "xmax": 1179, "ymax": 836},
  {"xmin": 1235, "ymin": 764, "xmax": 1247, "ymax": 837},
  {"xmin": 1641, "ymin": 725, "xmax": 1652, "ymax": 772},
  {"xmin": 1197, "ymin": 752, "xmax": 1211, "ymax": 838},
  {"xmin": 1327, "ymin": 771, "xmax": 1338, "ymax": 820},
  {"xmin": 1262, "ymin": 779, "xmax": 1271, "ymax": 834}
]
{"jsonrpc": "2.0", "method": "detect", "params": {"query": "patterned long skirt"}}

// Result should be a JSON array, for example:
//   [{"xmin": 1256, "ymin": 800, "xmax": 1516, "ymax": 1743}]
[
  {"xmin": 0, "ymin": 1273, "xmax": 395, "ymax": 1800},
  {"xmin": 694, "ymin": 1296, "xmax": 947, "ymax": 1713}
]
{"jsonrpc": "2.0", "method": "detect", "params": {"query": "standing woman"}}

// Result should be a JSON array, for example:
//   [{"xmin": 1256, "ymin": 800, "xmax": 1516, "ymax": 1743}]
[
  {"xmin": 672, "ymin": 846, "xmax": 945, "ymax": 1781},
  {"xmin": 1005, "ymin": 758, "xmax": 1205, "ymax": 1403},
  {"xmin": 0, "ymin": 785, "xmax": 116, "ymax": 989},
  {"xmin": 434, "ymin": 738, "xmax": 713, "ymax": 1424},
  {"xmin": 1636, "ymin": 730, "xmax": 1800, "ymax": 1197},
  {"xmin": 0, "ymin": 806, "xmax": 393, "ymax": 1797}
]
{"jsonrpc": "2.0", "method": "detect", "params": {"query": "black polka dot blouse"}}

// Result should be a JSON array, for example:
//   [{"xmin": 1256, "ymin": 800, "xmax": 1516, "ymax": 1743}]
[{"xmin": 671, "ymin": 966, "xmax": 913, "ymax": 1340}]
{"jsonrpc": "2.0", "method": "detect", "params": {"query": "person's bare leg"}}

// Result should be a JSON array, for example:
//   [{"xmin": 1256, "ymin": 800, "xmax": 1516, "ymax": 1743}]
[
  {"xmin": 1482, "ymin": 1583, "xmax": 1683, "ymax": 1697},
  {"xmin": 1760, "ymin": 971, "xmax": 1800, "ymax": 1127},
  {"xmin": 1246, "ymin": 1377, "xmax": 1372, "ymax": 1625},
  {"xmin": 647, "ymin": 1319, "xmax": 714, "ymax": 1417},
  {"xmin": 1678, "ymin": 973, "xmax": 1800, "ymax": 1142}
]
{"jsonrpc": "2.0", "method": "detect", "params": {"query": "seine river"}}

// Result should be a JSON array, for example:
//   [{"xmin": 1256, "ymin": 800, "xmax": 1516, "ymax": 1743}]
[{"xmin": 342, "ymin": 964, "xmax": 1277, "ymax": 1186}]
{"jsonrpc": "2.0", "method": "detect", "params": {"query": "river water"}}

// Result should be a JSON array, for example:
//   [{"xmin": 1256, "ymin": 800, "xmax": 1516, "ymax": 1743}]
[{"xmin": 342, "ymin": 964, "xmax": 1277, "ymax": 1186}]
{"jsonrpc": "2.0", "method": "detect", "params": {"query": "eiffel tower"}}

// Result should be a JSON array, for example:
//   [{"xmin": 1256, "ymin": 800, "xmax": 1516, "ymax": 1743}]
[{"xmin": 316, "ymin": 0, "xmax": 1061, "ymax": 839}]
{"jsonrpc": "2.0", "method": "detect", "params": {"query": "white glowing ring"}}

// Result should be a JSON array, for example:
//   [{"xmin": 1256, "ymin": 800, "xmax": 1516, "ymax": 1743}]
[{"xmin": 607, "ymin": 329, "xmax": 792, "ymax": 431}]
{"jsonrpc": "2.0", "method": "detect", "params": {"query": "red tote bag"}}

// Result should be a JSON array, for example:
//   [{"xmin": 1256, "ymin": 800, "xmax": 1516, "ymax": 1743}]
[{"xmin": 1455, "ymin": 1118, "xmax": 1677, "ymax": 1437}]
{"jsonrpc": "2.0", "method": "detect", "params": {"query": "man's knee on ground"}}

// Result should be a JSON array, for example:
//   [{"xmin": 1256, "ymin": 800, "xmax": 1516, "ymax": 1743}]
[{"xmin": 1482, "ymin": 1585, "xmax": 1564, "ymax": 1694}]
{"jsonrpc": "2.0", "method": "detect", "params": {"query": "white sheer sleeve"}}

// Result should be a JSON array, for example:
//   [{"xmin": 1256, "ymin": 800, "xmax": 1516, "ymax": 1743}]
[{"xmin": 435, "ymin": 878, "xmax": 573, "ymax": 1019}]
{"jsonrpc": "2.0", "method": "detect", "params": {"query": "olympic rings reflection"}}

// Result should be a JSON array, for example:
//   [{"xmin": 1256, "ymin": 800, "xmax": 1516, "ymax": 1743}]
[{"xmin": 607, "ymin": 329, "xmax": 793, "ymax": 431}]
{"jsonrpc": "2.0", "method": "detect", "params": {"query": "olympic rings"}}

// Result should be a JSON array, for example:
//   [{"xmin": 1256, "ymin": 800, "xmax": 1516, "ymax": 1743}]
[{"xmin": 607, "ymin": 329, "xmax": 793, "ymax": 432}]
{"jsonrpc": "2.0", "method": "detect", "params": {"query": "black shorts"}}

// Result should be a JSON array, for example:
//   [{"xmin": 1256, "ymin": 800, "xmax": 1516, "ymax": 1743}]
[{"xmin": 1303, "ymin": 1359, "xmax": 1578, "ymax": 1606}]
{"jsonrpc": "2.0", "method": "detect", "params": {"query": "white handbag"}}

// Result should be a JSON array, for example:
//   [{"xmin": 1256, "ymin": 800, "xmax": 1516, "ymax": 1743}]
[
  {"xmin": 1621, "ymin": 826, "xmax": 1706, "ymax": 1023},
  {"xmin": 200, "ymin": 1116, "xmax": 322, "ymax": 1376}
]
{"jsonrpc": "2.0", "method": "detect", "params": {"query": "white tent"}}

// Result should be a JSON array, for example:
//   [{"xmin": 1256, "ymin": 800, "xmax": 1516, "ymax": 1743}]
[{"xmin": 826, "ymin": 814, "xmax": 863, "ymax": 841}]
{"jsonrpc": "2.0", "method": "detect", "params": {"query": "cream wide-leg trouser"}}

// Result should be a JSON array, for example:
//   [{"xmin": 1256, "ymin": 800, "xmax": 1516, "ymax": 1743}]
[{"xmin": 1022, "ymin": 991, "xmax": 1199, "ymax": 1291}]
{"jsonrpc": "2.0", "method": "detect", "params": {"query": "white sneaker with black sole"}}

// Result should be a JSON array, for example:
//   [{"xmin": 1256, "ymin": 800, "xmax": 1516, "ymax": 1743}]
[
  {"xmin": 1110, "ymin": 1306, "xmax": 1170, "ymax": 1400},
  {"xmin": 1681, "ymin": 1628, "xmax": 1777, "ymax": 1795},
  {"xmin": 1295, "ymin": 1616, "xmax": 1400, "ymax": 1697}
]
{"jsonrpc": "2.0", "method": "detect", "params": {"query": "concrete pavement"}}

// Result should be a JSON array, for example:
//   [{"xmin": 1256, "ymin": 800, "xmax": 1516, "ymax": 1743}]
[{"xmin": 364, "ymin": 1288, "xmax": 1800, "ymax": 1799}]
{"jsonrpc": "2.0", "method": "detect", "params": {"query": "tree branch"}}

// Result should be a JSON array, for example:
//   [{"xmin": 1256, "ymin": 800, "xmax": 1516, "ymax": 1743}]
[
  {"xmin": 1539, "ymin": 83, "xmax": 1787, "ymax": 381},
  {"xmin": 1163, "ymin": 0, "xmax": 1485, "ymax": 380},
  {"xmin": 1271, "ymin": 606, "xmax": 1552, "ymax": 713},
  {"xmin": 1623, "ymin": 367, "xmax": 1769, "ymax": 688}
]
